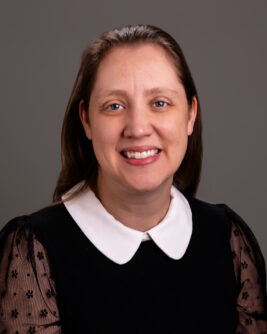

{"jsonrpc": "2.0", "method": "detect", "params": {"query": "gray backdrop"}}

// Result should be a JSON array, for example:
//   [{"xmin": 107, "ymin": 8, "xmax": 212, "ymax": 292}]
[{"xmin": 1, "ymin": 1, "xmax": 266, "ymax": 264}]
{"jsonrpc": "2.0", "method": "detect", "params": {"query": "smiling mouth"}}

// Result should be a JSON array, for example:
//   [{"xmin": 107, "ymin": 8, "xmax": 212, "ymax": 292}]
[{"xmin": 120, "ymin": 149, "xmax": 161, "ymax": 159}]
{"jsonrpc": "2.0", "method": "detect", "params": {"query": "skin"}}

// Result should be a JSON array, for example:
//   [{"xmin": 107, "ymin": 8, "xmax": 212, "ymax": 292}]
[{"xmin": 79, "ymin": 43, "xmax": 197, "ymax": 232}]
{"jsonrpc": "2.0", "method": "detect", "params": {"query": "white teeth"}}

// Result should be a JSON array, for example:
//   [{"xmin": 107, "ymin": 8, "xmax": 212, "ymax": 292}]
[
  {"xmin": 140, "ymin": 151, "xmax": 147, "ymax": 158},
  {"xmin": 124, "ymin": 149, "xmax": 159, "ymax": 159}
]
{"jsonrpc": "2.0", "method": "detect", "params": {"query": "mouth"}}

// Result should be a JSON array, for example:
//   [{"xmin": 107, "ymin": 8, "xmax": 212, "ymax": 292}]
[{"xmin": 120, "ymin": 149, "xmax": 161, "ymax": 160}]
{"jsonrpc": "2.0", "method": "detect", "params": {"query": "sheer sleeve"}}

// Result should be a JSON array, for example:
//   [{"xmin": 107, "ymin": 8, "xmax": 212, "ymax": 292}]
[
  {"xmin": 0, "ymin": 217, "xmax": 61, "ymax": 333},
  {"xmin": 225, "ymin": 207, "xmax": 267, "ymax": 333}
]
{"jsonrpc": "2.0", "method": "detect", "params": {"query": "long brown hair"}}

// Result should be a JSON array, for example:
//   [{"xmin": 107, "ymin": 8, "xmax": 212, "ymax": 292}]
[{"xmin": 52, "ymin": 24, "xmax": 202, "ymax": 203}]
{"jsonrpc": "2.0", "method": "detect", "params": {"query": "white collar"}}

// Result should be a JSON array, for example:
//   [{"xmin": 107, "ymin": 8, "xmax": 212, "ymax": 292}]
[{"xmin": 62, "ymin": 182, "xmax": 192, "ymax": 265}]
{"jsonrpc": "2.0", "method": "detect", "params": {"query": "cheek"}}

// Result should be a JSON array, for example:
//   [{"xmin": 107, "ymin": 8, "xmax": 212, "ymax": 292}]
[
  {"xmin": 90, "ymin": 119, "xmax": 120, "ymax": 155},
  {"xmin": 158, "ymin": 114, "xmax": 189, "ymax": 144}
]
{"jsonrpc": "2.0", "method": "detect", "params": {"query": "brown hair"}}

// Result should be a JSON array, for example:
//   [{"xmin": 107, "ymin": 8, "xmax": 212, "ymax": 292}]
[{"xmin": 52, "ymin": 24, "xmax": 202, "ymax": 203}]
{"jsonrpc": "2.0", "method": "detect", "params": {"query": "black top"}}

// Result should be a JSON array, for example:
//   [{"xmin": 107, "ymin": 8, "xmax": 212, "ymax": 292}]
[{"xmin": 0, "ymin": 196, "xmax": 267, "ymax": 333}]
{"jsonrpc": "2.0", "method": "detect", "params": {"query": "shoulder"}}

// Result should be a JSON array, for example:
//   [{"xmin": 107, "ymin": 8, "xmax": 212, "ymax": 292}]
[
  {"xmin": 187, "ymin": 195, "xmax": 257, "ymax": 235},
  {"xmin": 189, "ymin": 196, "xmax": 267, "ymax": 286},
  {"xmin": 29, "ymin": 202, "xmax": 69, "ymax": 224},
  {"xmin": 1, "ymin": 203, "xmax": 68, "ymax": 244},
  {"xmin": 186, "ymin": 195, "xmax": 249, "ymax": 227},
  {"xmin": 0, "ymin": 203, "xmax": 70, "ymax": 277},
  {"xmin": 185, "ymin": 196, "xmax": 236, "ymax": 230},
  {"xmin": 185, "ymin": 196, "xmax": 261, "ymax": 244},
  {"xmin": 186, "ymin": 196, "xmax": 228, "ymax": 216}
]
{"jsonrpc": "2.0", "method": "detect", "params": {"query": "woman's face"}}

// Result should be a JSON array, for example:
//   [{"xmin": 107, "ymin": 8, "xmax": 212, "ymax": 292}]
[{"xmin": 79, "ymin": 43, "xmax": 197, "ymax": 195}]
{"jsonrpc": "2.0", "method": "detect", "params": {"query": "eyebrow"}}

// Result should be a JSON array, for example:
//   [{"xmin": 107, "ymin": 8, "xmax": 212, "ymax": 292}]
[{"xmin": 97, "ymin": 87, "xmax": 181, "ymax": 99}]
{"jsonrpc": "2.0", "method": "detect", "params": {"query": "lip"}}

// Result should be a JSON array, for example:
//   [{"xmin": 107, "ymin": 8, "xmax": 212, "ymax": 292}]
[
  {"xmin": 120, "ymin": 145, "xmax": 160, "ymax": 153},
  {"xmin": 120, "ymin": 146, "xmax": 161, "ymax": 166}
]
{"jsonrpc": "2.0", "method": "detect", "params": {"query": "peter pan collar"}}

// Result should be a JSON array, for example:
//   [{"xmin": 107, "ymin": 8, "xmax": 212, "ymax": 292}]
[{"xmin": 61, "ymin": 182, "xmax": 192, "ymax": 265}]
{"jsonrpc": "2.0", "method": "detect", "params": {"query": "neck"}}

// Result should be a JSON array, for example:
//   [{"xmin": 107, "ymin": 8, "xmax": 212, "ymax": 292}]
[{"xmin": 96, "ymin": 177, "xmax": 172, "ymax": 232}]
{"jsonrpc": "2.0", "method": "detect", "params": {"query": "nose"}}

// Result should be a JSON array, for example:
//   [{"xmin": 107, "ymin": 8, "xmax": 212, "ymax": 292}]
[{"xmin": 122, "ymin": 106, "xmax": 153, "ymax": 139}]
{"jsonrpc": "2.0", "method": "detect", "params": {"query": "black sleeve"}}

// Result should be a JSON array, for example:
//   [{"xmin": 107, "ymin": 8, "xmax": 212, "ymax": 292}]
[
  {"xmin": 220, "ymin": 204, "xmax": 267, "ymax": 333},
  {"xmin": 0, "ymin": 216, "xmax": 62, "ymax": 333}
]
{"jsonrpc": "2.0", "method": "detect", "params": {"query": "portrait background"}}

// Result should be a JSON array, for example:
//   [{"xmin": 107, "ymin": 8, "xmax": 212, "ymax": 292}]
[{"xmin": 1, "ymin": 0, "xmax": 266, "ymax": 266}]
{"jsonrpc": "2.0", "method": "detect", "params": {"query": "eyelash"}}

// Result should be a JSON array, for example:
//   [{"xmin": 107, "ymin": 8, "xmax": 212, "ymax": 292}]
[
  {"xmin": 106, "ymin": 100, "xmax": 169, "ymax": 111},
  {"xmin": 107, "ymin": 103, "xmax": 123, "ymax": 111},
  {"xmin": 153, "ymin": 100, "xmax": 169, "ymax": 108}
]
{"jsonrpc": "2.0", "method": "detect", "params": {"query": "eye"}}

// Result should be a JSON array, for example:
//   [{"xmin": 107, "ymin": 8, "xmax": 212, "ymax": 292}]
[
  {"xmin": 107, "ymin": 103, "xmax": 124, "ymax": 111},
  {"xmin": 153, "ymin": 100, "xmax": 168, "ymax": 108}
]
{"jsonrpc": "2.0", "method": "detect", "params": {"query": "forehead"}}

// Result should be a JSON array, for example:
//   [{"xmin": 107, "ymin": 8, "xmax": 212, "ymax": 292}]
[
  {"xmin": 102, "ymin": 42, "xmax": 175, "ymax": 65},
  {"xmin": 91, "ymin": 43, "xmax": 182, "ymax": 96}
]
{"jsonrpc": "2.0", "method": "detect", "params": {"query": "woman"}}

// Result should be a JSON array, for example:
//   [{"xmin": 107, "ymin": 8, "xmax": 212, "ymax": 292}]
[{"xmin": 0, "ymin": 24, "xmax": 266, "ymax": 333}]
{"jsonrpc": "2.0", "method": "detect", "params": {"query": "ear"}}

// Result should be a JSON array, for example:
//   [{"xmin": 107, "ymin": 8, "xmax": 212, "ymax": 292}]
[
  {"xmin": 79, "ymin": 100, "xmax": 92, "ymax": 140},
  {"xmin": 187, "ymin": 96, "xmax": 198, "ymax": 136}
]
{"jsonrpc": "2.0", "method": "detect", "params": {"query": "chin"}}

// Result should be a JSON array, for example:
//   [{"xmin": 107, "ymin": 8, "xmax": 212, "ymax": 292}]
[{"xmin": 124, "ymin": 178, "xmax": 171, "ymax": 194}]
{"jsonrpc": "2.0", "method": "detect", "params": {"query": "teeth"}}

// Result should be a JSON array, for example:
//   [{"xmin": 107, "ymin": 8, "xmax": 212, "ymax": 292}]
[{"xmin": 124, "ymin": 149, "xmax": 159, "ymax": 159}]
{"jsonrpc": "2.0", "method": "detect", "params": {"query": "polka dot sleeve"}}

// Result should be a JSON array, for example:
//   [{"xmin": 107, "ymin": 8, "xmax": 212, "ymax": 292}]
[
  {"xmin": 0, "ymin": 217, "xmax": 61, "ymax": 333},
  {"xmin": 228, "ymin": 211, "xmax": 267, "ymax": 333}
]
